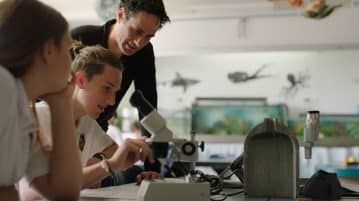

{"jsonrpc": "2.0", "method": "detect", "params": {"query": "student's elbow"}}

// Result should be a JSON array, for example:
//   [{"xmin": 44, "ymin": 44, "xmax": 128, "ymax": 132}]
[
  {"xmin": 22, "ymin": 176, "xmax": 82, "ymax": 201},
  {"xmin": 50, "ymin": 189, "xmax": 80, "ymax": 201},
  {"xmin": 49, "ymin": 172, "xmax": 83, "ymax": 201},
  {"xmin": 50, "ymin": 180, "xmax": 82, "ymax": 201},
  {"xmin": 19, "ymin": 185, "xmax": 80, "ymax": 201},
  {"xmin": 35, "ymin": 186, "xmax": 81, "ymax": 201},
  {"xmin": 19, "ymin": 178, "xmax": 42, "ymax": 201}
]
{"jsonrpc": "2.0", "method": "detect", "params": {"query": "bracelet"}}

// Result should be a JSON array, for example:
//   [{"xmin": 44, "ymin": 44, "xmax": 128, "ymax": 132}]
[
  {"xmin": 100, "ymin": 159, "xmax": 117, "ymax": 185},
  {"xmin": 94, "ymin": 152, "xmax": 117, "ymax": 184},
  {"xmin": 100, "ymin": 159, "xmax": 114, "ymax": 175}
]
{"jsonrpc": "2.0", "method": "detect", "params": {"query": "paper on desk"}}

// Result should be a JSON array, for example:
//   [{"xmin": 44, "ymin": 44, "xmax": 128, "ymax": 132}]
[{"xmin": 80, "ymin": 183, "xmax": 139, "ymax": 200}]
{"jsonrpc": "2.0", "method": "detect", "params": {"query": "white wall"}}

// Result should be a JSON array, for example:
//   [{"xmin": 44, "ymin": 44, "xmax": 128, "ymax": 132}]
[
  {"xmin": 151, "ymin": 7, "xmax": 359, "ymax": 55},
  {"xmin": 155, "ymin": 49, "xmax": 359, "ymax": 117},
  {"xmin": 60, "ymin": 3, "xmax": 359, "ymax": 118}
]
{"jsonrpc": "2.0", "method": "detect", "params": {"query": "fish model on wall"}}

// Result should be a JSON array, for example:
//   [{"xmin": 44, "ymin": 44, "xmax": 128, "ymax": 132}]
[
  {"xmin": 303, "ymin": 0, "xmax": 343, "ymax": 19},
  {"xmin": 267, "ymin": 0, "xmax": 342, "ymax": 19},
  {"xmin": 281, "ymin": 70, "xmax": 311, "ymax": 98},
  {"xmin": 227, "ymin": 64, "xmax": 271, "ymax": 84},
  {"xmin": 158, "ymin": 72, "xmax": 200, "ymax": 93}
]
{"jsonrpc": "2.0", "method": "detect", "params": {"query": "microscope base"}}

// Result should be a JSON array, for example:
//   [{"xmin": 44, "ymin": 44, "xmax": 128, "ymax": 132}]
[{"xmin": 137, "ymin": 178, "xmax": 210, "ymax": 201}]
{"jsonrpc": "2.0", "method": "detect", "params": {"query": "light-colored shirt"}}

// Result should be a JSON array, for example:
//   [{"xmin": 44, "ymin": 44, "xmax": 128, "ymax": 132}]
[
  {"xmin": 106, "ymin": 124, "xmax": 123, "ymax": 145},
  {"xmin": 35, "ymin": 102, "xmax": 113, "ymax": 168},
  {"xmin": 0, "ymin": 67, "xmax": 46, "ymax": 186}
]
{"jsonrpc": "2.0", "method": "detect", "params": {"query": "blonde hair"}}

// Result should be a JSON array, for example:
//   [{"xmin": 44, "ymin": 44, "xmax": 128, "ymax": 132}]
[{"xmin": 71, "ymin": 41, "xmax": 124, "ymax": 80}]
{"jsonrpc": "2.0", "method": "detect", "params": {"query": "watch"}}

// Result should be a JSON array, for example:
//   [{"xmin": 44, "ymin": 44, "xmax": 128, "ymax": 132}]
[
  {"xmin": 100, "ymin": 159, "xmax": 113, "ymax": 174},
  {"xmin": 99, "ymin": 158, "xmax": 117, "ymax": 186},
  {"xmin": 101, "ymin": 159, "xmax": 117, "ymax": 185},
  {"xmin": 94, "ymin": 152, "xmax": 117, "ymax": 183},
  {"xmin": 93, "ymin": 152, "xmax": 107, "ymax": 160}
]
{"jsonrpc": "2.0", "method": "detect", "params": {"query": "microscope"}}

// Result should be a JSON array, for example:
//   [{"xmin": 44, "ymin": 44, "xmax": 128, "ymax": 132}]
[{"xmin": 129, "ymin": 90, "xmax": 209, "ymax": 201}]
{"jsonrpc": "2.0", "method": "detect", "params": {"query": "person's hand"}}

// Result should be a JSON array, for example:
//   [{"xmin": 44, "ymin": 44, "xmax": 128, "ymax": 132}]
[
  {"xmin": 136, "ymin": 171, "xmax": 164, "ymax": 185},
  {"xmin": 108, "ymin": 138, "xmax": 154, "ymax": 170},
  {"xmin": 40, "ymin": 72, "xmax": 75, "ymax": 106}
]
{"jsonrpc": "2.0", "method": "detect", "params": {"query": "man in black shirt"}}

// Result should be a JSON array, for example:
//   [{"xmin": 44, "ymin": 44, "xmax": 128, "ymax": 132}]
[
  {"xmin": 71, "ymin": 0, "xmax": 170, "ymax": 173},
  {"xmin": 71, "ymin": 0, "xmax": 169, "ymax": 133}
]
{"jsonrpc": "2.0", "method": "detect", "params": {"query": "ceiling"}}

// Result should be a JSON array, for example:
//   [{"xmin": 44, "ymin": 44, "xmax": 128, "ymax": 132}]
[{"xmin": 40, "ymin": 0, "xmax": 359, "ymax": 22}]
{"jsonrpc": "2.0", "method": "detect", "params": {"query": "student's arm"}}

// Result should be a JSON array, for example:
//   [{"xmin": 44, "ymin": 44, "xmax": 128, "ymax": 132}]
[
  {"xmin": 133, "ymin": 44, "xmax": 158, "ymax": 138},
  {"xmin": 84, "ymin": 142, "xmax": 161, "ymax": 187},
  {"xmin": 82, "ymin": 143, "xmax": 117, "ymax": 187},
  {"xmin": 85, "ymin": 143, "xmax": 117, "ymax": 167},
  {"xmin": 22, "ymin": 122, "xmax": 152, "ymax": 192},
  {"xmin": 0, "ymin": 186, "xmax": 18, "ymax": 201},
  {"xmin": 102, "ymin": 143, "xmax": 118, "ymax": 157},
  {"xmin": 20, "ymin": 80, "xmax": 83, "ymax": 201},
  {"xmin": 82, "ymin": 162, "xmax": 113, "ymax": 188},
  {"xmin": 82, "ymin": 138, "xmax": 153, "ymax": 187}
]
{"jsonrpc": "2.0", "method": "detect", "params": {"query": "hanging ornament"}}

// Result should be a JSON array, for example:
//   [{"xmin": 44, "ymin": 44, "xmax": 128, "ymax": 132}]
[{"xmin": 95, "ymin": 0, "xmax": 121, "ymax": 21}]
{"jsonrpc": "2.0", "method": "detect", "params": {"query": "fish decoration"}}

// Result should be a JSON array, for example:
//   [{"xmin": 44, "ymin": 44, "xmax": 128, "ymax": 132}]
[
  {"xmin": 303, "ymin": 0, "xmax": 343, "ymax": 19},
  {"xmin": 281, "ymin": 70, "xmax": 311, "ymax": 97},
  {"xmin": 159, "ymin": 72, "xmax": 200, "ymax": 93},
  {"xmin": 228, "ymin": 64, "xmax": 271, "ymax": 83},
  {"xmin": 267, "ymin": 0, "xmax": 342, "ymax": 19}
]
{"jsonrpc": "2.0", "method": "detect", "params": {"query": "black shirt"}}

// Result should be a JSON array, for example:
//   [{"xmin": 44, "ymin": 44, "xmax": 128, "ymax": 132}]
[{"xmin": 71, "ymin": 19, "xmax": 158, "ymax": 136}]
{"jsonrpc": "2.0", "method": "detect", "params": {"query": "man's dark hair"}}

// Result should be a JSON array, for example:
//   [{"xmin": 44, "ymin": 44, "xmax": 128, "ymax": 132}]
[{"xmin": 119, "ymin": 0, "xmax": 170, "ymax": 28}]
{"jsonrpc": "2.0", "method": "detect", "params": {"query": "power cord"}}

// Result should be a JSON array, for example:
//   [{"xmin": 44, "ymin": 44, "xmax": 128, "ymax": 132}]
[
  {"xmin": 189, "ymin": 170, "xmax": 223, "ymax": 194},
  {"xmin": 210, "ymin": 190, "xmax": 244, "ymax": 201},
  {"xmin": 166, "ymin": 149, "xmax": 244, "ymax": 201},
  {"xmin": 189, "ymin": 170, "xmax": 244, "ymax": 201}
]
